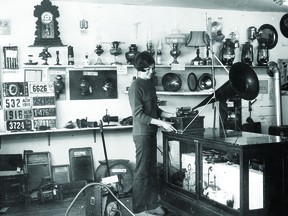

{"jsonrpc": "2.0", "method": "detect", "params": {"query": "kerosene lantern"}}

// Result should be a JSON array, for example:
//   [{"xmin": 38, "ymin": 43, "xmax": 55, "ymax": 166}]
[
  {"xmin": 241, "ymin": 42, "xmax": 254, "ymax": 66},
  {"xmin": 257, "ymin": 42, "xmax": 269, "ymax": 66},
  {"xmin": 221, "ymin": 38, "xmax": 235, "ymax": 65}
]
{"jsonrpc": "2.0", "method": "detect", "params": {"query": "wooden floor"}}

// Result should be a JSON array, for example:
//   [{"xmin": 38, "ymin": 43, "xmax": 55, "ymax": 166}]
[
  {"xmin": 1, "ymin": 197, "xmax": 86, "ymax": 215},
  {"xmin": 1, "ymin": 195, "xmax": 135, "ymax": 216}
]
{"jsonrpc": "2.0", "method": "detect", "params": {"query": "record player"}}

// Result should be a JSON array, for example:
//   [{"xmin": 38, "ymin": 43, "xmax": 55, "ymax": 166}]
[{"xmin": 171, "ymin": 107, "xmax": 204, "ymax": 133}]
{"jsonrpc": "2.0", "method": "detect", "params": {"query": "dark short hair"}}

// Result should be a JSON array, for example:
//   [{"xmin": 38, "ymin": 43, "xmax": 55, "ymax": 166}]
[{"xmin": 134, "ymin": 51, "xmax": 155, "ymax": 72}]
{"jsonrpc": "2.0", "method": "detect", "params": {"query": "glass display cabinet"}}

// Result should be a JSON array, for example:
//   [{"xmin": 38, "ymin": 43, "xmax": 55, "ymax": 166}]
[{"xmin": 160, "ymin": 128, "xmax": 288, "ymax": 216}]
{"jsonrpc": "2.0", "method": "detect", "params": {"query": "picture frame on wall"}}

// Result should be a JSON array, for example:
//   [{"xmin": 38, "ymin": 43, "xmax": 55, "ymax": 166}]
[{"xmin": 24, "ymin": 69, "xmax": 43, "ymax": 82}]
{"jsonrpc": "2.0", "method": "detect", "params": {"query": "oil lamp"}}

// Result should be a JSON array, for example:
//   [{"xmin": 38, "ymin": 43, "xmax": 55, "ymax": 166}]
[
  {"xmin": 221, "ymin": 38, "xmax": 235, "ymax": 66},
  {"xmin": 110, "ymin": 41, "xmax": 123, "ymax": 65},
  {"xmin": 94, "ymin": 44, "xmax": 104, "ymax": 65},
  {"xmin": 241, "ymin": 42, "xmax": 253, "ymax": 66},
  {"xmin": 257, "ymin": 42, "xmax": 269, "ymax": 66},
  {"xmin": 165, "ymin": 26, "xmax": 186, "ymax": 65}
]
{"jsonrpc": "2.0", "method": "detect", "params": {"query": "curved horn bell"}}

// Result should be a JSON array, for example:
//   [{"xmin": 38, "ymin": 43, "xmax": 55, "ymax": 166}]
[{"xmin": 193, "ymin": 62, "xmax": 260, "ymax": 110}]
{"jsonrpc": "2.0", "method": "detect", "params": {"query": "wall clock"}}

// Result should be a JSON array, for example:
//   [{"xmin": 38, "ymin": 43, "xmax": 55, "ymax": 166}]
[{"xmin": 31, "ymin": 0, "xmax": 64, "ymax": 46}]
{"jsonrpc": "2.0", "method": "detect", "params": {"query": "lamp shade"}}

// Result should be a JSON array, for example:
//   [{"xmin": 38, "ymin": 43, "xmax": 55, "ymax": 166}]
[
  {"xmin": 185, "ymin": 31, "xmax": 210, "ymax": 47},
  {"xmin": 165, "ymin": 29, "xmax": 187, "ymax": 45}
]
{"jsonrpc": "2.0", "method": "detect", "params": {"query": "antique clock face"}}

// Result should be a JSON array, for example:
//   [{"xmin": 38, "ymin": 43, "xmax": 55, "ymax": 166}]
[{"xmin": 41, "ymin": 11, "xmax": 55, "ymax": 39}]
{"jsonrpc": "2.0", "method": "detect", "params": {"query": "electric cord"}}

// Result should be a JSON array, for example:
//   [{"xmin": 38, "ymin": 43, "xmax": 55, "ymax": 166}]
[{"xmin": 65, "ymin": 182, "xmax": 135, "ymax": 216}]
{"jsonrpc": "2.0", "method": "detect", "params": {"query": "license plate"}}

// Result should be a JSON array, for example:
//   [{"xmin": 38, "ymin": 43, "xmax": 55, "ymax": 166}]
[
  {"xmin": 6, "ymin": 120, "xmax": 32, "ymax": 131},
  {"xmin": 33, "ymin": 118, "xmax": 57, "ymax": 129},
  {"xmin": 33, "ymin": 96, "xmax": 56, "ymax": 106},
  {"xmin": 29, "ymin": 83, "xmax": 55, "ymax": 94},
  {"xmin": 4, "ymin": 97, "xmax": 32, "ymax": 109},
  {"xmin": 5, "ymin": 109, "xmax": 33, "ymax": 120},
  {"xmin": 3, "ymin": 82, "xmax": 29, "ymax": 97},
  {"xmin": 33, "ymin": 108, "xmax": 56, "ymax": 117}
]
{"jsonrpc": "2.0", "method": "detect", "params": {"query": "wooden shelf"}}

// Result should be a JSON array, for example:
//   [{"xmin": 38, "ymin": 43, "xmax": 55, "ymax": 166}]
[
  {"xmin": 123, "ymin": 90, "xmax": 213, "ymax": 96},
  {"xmin": 0, "ymin": 125, "xmax": 132, "ymax": 147}
]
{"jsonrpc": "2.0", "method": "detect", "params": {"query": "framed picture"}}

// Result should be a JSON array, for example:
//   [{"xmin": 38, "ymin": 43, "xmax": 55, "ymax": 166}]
[{"xmin": 24, "ymin": 69, "xmax": 43, "ymax": 82}]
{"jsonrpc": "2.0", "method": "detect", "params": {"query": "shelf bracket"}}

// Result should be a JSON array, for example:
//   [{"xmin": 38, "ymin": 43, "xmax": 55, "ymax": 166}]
[
  {"xmin": 93, "ymin": 129, "xmax": 96, "ymax": 143},
  {"xmin": 47, "ymin": 133, "xmax": 51, "ymax": 146}
]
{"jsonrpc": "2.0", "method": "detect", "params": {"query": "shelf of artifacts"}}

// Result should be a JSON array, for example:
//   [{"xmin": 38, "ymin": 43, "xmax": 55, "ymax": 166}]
[
  {"xmin": 123, "ymin": 89, "xmax": 214, "ymax": 96},
  {"xmin": 0, "ymin": 124, "xmax": 132, "ymax": 147}
]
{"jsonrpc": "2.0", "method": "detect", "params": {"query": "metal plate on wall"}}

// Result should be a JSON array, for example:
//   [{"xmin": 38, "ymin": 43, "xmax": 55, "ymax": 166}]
[{"xmin": 69, "ymin": 69, "xmax": 118, "ymax": 100}]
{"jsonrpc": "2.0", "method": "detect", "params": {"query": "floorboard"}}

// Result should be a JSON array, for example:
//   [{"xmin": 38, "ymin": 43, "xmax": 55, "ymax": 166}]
[{"xmin": 1, "ymin": 197, "xmax": 86, "ymax": 215}]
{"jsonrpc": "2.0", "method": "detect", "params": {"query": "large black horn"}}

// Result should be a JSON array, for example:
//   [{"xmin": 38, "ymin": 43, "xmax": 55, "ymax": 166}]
[{"xmin": 193, "ymin": 62, "xmax": 259, "ymax": 110}]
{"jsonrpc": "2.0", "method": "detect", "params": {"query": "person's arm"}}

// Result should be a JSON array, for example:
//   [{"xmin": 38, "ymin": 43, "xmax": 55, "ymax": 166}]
[
  {"xmin": 150, "ymin": 117, "xmax": 176, "ymax": 132},
  {"xmin": 150, "ymin": 110, "xmax": 177, "ymax": 132},
  {"xmin": 160, "ymin": 110, "xmax": 176, "ymax": 119}
]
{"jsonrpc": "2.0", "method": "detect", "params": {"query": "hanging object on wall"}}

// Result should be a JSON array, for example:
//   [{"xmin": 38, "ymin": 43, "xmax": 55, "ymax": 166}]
[
  {"xmin": 3, "ymin": 46, "xmax": 19, "ymax": 69},
  {"xmin": 69, "ymin": 69, "xmax": 118, "ymax": 100},
  {"xmin": 2, "ymin": 81, "xmax": 57, "ymax": 132},
  {"xmin": 31, "ymin": 0, "xmax": 65, "ymax": 47},
  {"xmin": 80, "ymin": 19, "xmax": 88, "ymax": 35},
  {"xmin": 280, "ymin": 13, "xmax": 288, "ymax": 38},
  {"xmin": 54, "ymin": 75, "xmax": 65, "ymax": 99},
  {"xmin": 0, "ymin": 19, "xmax": 11, "ymax": 35}
]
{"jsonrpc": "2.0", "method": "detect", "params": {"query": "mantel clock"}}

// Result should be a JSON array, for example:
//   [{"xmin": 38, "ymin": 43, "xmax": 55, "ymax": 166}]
[{"xmin": 31, "ymin": 0, "xmax": 64, "ymax": 47}]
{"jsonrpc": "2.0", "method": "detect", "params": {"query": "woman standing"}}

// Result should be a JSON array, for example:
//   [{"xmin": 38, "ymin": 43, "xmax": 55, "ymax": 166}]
[{"xmin": 128, "ymin": 51, "xmax": 176, "ymax": 216}]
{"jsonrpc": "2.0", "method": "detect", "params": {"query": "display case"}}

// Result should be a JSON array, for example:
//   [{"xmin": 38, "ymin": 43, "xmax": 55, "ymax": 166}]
[{"xmin": 160, "ymin": 128, "xmax": 288, "ymax": 216}]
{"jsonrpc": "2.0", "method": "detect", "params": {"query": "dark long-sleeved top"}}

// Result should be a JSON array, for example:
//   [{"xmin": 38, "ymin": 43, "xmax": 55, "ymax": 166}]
[{"xmin": 128, "ymin": 78, "xmax": 163, "ymax": 135}]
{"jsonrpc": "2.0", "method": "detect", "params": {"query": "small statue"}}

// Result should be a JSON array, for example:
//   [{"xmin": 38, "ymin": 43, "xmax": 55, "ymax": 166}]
[{"xmin": 39, "ymin": 47, "xmax": 52, "ymax": 65}]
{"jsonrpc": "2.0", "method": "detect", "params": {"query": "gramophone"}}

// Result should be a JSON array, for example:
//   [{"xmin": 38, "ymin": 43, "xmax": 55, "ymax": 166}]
[
  {"xmin": 192, "ymin": 62, "xmax": 259, "ymax": 111},
  {"xmin": 177, "ymin": 62, "xmax": 259, "ymax": 134}
]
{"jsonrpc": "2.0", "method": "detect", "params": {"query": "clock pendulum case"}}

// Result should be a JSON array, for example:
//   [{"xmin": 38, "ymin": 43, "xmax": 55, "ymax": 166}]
[{"xmin": 31, "ymin": 0, "xmax": 65, "ymax": 47}]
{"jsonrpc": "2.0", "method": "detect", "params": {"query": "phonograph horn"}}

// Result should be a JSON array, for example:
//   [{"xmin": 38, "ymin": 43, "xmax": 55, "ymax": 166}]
[{"xmin": 193, "ymin": 62, "xmax": 260, "ymax": 110}]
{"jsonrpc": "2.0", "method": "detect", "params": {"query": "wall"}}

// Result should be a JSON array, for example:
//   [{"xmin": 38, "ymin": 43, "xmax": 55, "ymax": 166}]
[{"xmin": 0, "ymin": 0, "xmax": 286, "ymax": 167}]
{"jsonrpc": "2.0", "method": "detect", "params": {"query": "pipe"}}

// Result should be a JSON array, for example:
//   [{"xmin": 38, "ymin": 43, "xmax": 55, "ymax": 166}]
[{"xmin": 267, "ymin": 61, "xmax": 283, "ymax": 126}]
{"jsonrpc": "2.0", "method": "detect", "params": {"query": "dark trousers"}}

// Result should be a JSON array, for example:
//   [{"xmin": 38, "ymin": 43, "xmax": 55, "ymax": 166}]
[{"xmin": 132, "ymin": 135, "xmax": 159, "ymax": 213}]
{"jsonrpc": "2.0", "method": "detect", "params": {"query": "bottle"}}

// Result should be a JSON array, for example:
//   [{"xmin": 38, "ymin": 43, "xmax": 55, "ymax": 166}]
[
  {"xmin": 156, "ymin": 50, "xmax": 162, "ymax": 65},
  {"xmin": 68, "ymin": 45, "xmax": 74, "ymax": 65}
]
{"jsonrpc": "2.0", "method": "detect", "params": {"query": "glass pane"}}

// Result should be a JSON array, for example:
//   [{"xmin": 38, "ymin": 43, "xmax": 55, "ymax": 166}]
[
  {"xmin": 202, "ymin": 147, "xmax": 238, "ymax": 209},
  {"xmin": 249, "ymin": 157, "xmax": 264, "ymax": 210},
  {"xmin": 167, "ymin": 139, "xmax": 196, "ymax": 193}
]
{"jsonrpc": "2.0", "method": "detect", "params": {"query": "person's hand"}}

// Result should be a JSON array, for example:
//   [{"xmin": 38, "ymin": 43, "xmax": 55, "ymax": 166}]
[{"xmin": 161, "ymin": 120, "xmax": 177, "ymax": 132}]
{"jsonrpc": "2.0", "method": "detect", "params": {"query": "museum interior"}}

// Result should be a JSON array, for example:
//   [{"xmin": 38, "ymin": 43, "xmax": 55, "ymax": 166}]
[{"xmin": 1, "ymin": 0, "xmax": 288, "ymax": 215}]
